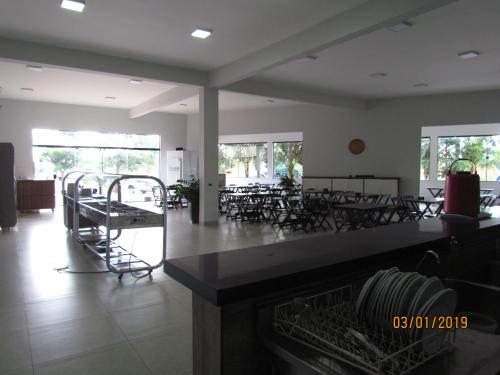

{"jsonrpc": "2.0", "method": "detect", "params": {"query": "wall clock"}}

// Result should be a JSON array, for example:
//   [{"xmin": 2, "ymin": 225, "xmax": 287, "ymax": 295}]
[{"xmin": 349, "ymin": 139, "xmax": 365, "ymax": 155}]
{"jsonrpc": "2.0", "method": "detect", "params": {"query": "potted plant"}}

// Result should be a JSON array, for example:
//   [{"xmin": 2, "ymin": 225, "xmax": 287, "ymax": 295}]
[
  {"xmin": 278, "ymin": 175, "xmax": 295, "ymax": 189},
  {"xmin": 176, "ymin": 178, "xmax": 200, "ymax": 223}
]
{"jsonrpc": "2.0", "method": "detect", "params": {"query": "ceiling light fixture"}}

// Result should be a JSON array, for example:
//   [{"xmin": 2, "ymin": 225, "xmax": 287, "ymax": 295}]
[
  {"xmin": 458, "ymin": 50, "xmax": 480, "ymax": 59},
  {"xmin": 105, "ymin": 96, "xmax": 116, "ymax": 101},
  {"xmin": 129, "ymin": 79, "xmax": 143, "ymax": 85},
  {"xmin": 179, "ymin": 103, "xmax": 187, "ymax": 107},
  {"xmin": 26, "ymin": 65, "xmax": 43, "ymax": 72},
  {"xmin": 191, "ymin": 28, "xmax": 212, "ymax": 39},
  {"xmin": 21, "ymin": 88, "xmax": 34, "ymax": 92},
  {"xmin": 387, "ymin": 21, "xmax": 412, "ymax": 32},
  {"xmin": 413, "ymin": 83, "xmax": 429, "ymax": 88},
  {"xmin": 369, "ymin": 72, "xmax": 387, "ymax": 79},
  {"xmin": 297, "ymin": 55, "xmax": 318, "ymax": 63},
  {"xmin": 61, "ymin": 0, "xmax": 85, "ymax": 12}
]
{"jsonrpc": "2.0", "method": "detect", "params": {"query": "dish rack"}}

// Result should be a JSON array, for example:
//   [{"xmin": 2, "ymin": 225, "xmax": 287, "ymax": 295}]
[{"xmin": 273, "ymin": 284, "xmax": 455, "ymax": 375}]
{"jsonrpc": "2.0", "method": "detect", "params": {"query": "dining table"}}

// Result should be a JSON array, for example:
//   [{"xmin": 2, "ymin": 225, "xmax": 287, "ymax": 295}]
[
  {"xmin": 333, "ymin": 202, "xmax": 389, "ymax": 230},
  {"xmin": 403, "ymin": 197, "xmax": 444, "ymax": 219},
  {"xmin": 427, "ymin": 187, "xmax": 444, "ymax": 197}
]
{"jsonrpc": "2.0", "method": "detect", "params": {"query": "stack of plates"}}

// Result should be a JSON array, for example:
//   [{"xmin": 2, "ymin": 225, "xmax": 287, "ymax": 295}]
[{"xmin": 355, "ymin": 268, "xmax": 457, "ymax": 352}]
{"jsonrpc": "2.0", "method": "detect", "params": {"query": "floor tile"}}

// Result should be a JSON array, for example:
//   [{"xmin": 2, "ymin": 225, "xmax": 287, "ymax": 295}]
[
  {"xmin": 0, "ymin": 208, "xmax": 314, "ymax": 374},
  {"xmin": 0, "ymin": 328, "xmax": 32, "ymax": 373},
  {"xmin": 29, "ymin": 313, "xmax": 125, "ymax": 364},
  {"xmin": 0, "ymin": 367, "xmax": 33, "ymax": 375},
  {"xmin": 111, "ymin": 301, "xmax": 190, "ymax": 340},
  {"xmin": 0, "ymin": 306, "xmax": 27, "ymax": 334},
  {"xmin": 99, "ymin": 279, "xmax": 185, "ymax": 313},
  {"xmin": 34, "ymin": 343, "xmax": 151, "ymax": 375},
  {"xmin": 131, "ymin": 325, "xmax": 192, "ymax": 375},
  {"xmin": 26, "ymin": 292, "xmax": 106, "ymax": 328}
]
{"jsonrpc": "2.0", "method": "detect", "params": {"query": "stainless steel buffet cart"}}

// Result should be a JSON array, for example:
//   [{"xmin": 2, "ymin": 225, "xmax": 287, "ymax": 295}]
[{"xmin": 63, "ymin": 172, "xmax": 167, "ymax": 278}]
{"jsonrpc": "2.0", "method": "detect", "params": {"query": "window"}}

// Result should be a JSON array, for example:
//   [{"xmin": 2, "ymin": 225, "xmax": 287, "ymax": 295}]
[
  {"xmin": 273, "ymin": 141, "xmax": 303, "ymax": 178},
  {"xmin": 32, "ymin": 129, "xmax": 160, "ymax": 179},
  {"xmin": 218, "ymin": 143, "xmax": 268, "ymax": 178},
  {"xmin": 420, "ymin": 137, "xmax": 430, "ymax": 180},
  {"xmin": 437, "ymin": 135, "xmax": 500, "ymax": 181}
]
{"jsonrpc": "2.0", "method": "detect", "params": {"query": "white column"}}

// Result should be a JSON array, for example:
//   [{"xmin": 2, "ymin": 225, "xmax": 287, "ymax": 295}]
[
  {"xmin": 267, "ymin": 141, "xmax": 273, "ymax": 180},
  {"xmin": 199, "ymin": 87, "xmax": 219, "ymax": 223}
]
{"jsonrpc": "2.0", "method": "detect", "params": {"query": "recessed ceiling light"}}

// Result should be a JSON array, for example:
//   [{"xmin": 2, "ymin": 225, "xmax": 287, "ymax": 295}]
[
  {"xmin": 129, "ymin": 79, "xmax": 143, "ymax": 85},
  {"xmin": 105, "ymin": 96, "xmax": 116, "ymax": 101},
  {"xmin": 413, "ymin": 83, "xmax": 429, "ymax": 88},
  {"xmin": 179, "ymin": 103, "xmax": 187, "ymax": 107},
  {"xmin": 458, "ymin": 50, "xmax": 480, "ymax": 59},
  {"xmin": 60, "ymin": 0, "xmax": 85, "ymax": 12},
  {"xmin": 191, "ymin": 28, "xmax": 212, "ymax": 39},
  {"xmin": 266, "ymin": 99, "xmax": 275, "ymax": 103},
  {"xmin": 297, "ymin": 55, "xmax": 318, "ymax": 63},
  {"xmin": 26, "ymin": 65, "xmax": 43, "ymax": 72},
  {"xmin": 21, "ymin": 87, "xmax": 34, "ymax": 92},
  {"xmin": 369, "ymin": 72, "xmax": 388, "ymax": 79},
  {"xmin": 387, "ymin": 21, "xmax": 413, "ymax": 32}
]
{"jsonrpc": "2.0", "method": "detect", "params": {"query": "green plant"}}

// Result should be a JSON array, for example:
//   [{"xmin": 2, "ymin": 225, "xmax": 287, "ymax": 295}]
[
  {"xmin": 278, "ymin": 175, "xmax": 295, "ymax": 189},
  {"xmin": 176, "ymin": 178, "xmax": 199, "ymax": 203}
]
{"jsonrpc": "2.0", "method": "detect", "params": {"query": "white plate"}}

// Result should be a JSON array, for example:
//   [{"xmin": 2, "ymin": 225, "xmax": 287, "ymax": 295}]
[
  {"xmin": 414, "ymin": 288, "xmax": 457, "ymax": 353},
  {"xmin": 386, "ymin": 272, "xmax": 414, "ymax": 326},
  {"xmin": 380, "ymin": 272, "xmax": 404, "ymax": 327},
  {"xmin": 355, "ymin": 275, "xmax": 374, "ymax": 317},
  {"xmin": 356, "ymin": 269, "xmax": 386, "ymax": 318},
  {"xmin": 396, "ymin": 274, "xmax": 427, "ymax": 317},
  {"xmin": 408, "ymin": 276, "xmax": 444, "ymax": 340},
  {"xmin": 363, "ymin": 269, "xmax": 389, "ymax": 321},
  {"xmin": 368, "ymin": 268, "xmax": 398, "ymax": 324}
]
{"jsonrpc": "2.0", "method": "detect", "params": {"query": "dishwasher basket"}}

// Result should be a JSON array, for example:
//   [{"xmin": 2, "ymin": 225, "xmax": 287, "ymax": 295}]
[{"xmin": 273, "ymin": 285, "xmax": 455, "ymax": 375}]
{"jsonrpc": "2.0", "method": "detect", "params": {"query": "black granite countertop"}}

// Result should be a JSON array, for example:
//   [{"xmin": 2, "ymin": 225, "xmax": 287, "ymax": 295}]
[{"xmin": 164, "ymin": 216, "xmax": 500, "ymax": 306}]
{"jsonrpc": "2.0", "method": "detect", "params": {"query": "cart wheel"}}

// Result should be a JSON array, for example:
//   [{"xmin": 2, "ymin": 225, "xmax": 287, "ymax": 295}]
[{"xmin": 118, "ymin": 273, "xmax": 123, "ymax": 280}]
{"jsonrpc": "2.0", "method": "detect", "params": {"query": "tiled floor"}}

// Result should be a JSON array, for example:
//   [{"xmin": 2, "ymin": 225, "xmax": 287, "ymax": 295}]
[{"xmin": 0, "ymin": 208, "xmax": 312, "ymax": 374}]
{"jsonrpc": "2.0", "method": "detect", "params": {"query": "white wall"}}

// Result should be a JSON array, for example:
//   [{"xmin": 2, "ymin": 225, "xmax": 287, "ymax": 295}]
[
  {"xmin": 186, "ymin": 89, "xmax": 500, "ymax": 196},
  {"xmin": 0, "ymin": 99, "xmax": 187, "ymax": 181},
  {"xmin": 420, "ymin": 123, "xmax": 500, "ymax": 198}
]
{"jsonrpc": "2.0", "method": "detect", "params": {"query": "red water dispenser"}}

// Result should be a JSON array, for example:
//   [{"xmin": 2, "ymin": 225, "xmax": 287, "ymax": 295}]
[{"xmin": 444, "ymin": 159, "xmax": 480, "ymax": 217}]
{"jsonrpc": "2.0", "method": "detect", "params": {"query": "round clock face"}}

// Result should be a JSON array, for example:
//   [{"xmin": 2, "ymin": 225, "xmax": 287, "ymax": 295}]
[{"xmin": 349, "ymin": 139, "xmax": 365, "ymax": 154}]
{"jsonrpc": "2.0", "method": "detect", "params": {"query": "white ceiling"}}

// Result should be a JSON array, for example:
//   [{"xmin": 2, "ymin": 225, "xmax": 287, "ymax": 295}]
[
  {"xmin": 0, "ymin": 0, "xmax": 499, "ymax": 110},
  {"xmin": 257, "ymin": 0, "xmax": 500, "ymax": 98},
  {"xmin": 160, "ymin": 91, "xmax": 302, "ymax": 114},
  {"xmin": 0, "ymin": 59, "xmax": 299, "ymax": 113},
  {"xmin": 0, "ymin": 0, "xmax": 365, "ymax": 70},
  {"xmin": 0, "ymin": 60, "xmax": 175, "ymax": 109}
]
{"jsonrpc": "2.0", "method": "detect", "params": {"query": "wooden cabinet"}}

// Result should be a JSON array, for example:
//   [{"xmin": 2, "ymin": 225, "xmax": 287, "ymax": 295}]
[{"xmin": 17, "ymin": 180, "xmax": 55, "ymax": 211}]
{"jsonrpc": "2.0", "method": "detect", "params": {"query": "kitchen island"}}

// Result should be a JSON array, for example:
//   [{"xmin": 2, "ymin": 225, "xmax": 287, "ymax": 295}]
[{"xmin": 164, "ymin": 215, "xmax": 500, "ymax": 375}]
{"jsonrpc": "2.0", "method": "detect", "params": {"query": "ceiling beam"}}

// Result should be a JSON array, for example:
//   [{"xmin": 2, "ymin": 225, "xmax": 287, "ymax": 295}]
[
  {"xmin": 209, "ymin": 0, "xmax": 458, "ymax": 88},
  {"xmin": 225, "ymin": 80, "xmax": 367, "ymax": 110},
  {"xmin": 129, "ymin": 86, "xmax": 198, "ymax": 118},
  {"xmin": 0, "ymin": 36, "xmax": 208, "ymax": 87}
]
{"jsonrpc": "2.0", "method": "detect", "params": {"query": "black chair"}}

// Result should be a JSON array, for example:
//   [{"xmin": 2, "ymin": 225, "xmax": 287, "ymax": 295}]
[
  {"xmin": 152, "ymin": 186, "xmax": 163, "ymax": 208},
  {"xmin": 389, "ymin": 196, "xmax": 416, "ymax": 222}
]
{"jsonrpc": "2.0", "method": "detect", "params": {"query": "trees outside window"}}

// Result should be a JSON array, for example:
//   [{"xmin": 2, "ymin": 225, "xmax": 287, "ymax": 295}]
[
  {"xmin": 218, "ymin": 143, "xmax": 268, "ymax": 178},
  {"xmin": 420, "ymin": 138, "xmax": 430, "ymax": 180},
  {"xmin": 437, "ymin": 135, "xmax": 500, "ymax": 181},
  {"xmin": 273, "ymin": 142, "xmax": 303, "ymax": 178},
  {"xmin": 40, "ymin": 148, "xmax": 78, "ymax": 179},
  {"xmin": 32, "ymin": 129, "xmax": 160, "ymax": 179}
]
